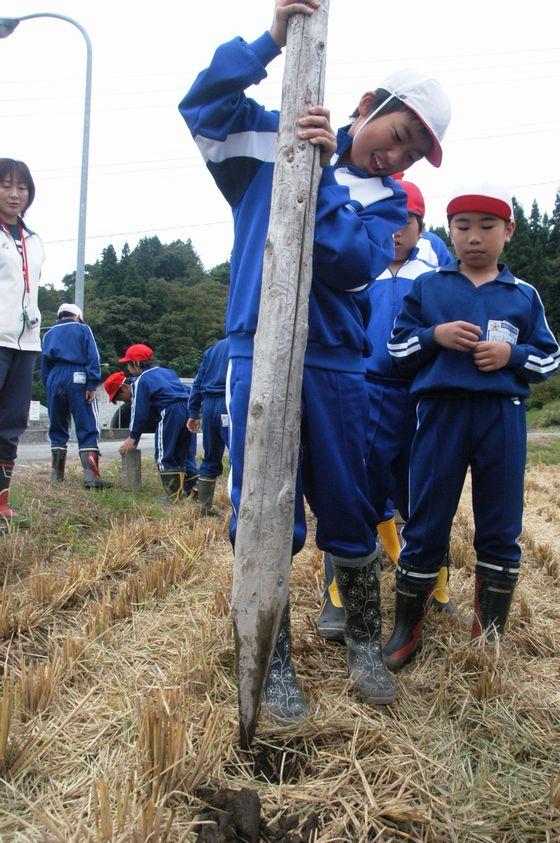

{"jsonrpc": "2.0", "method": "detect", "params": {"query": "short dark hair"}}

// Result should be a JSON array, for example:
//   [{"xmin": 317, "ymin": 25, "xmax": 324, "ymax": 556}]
[
  {"xmin": 410, "ymin": 213, "xmax": 425, "ymax": 233},
  {"xmin": 58, "ymin": 310, "xmax": 78, "ymax": 319},
  {"xmin": 0, "ymin": 159, "xmax": 36, "ymax": 215},
  {"xmin": 350, "ymin": 89, "xmax": 431, "ymax": 143}
]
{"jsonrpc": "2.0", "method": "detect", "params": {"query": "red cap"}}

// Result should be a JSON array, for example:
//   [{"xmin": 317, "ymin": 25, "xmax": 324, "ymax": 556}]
[
  {"xmin": 103, "ymin": 371, "xmax": 126, "ymax": 403},
  {"xmin": 118, "ymin": 343, "xmax": 154, "ymax": 363},
  {"xmin": 446, "ymin": 183, "xmax": 513, "ymax": 221},
  {"xmin": 400, "ymin": 179, "xmax": 425, "ymax": 218}
]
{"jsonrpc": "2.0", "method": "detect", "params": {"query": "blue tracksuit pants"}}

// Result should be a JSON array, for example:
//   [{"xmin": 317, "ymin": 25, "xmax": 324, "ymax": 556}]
[
  {"xmin": 227, "ymin": 357, "xmax": 377, "ymax": 560},
  {"xmin": 399, "ymin": 392, "xmax": 526, "ymax": 585},
  {"xmin": 154, "ymin": 399, "xmax": 197, "ymax": 480},
  {"xmin": 365, "ymin": 379, "xmax": 417, "ymax": 523},
  {"xmin": 200, "ymin": 393, "xmax": 229, "ymax": 478},
  {"xmin": 0, "ymin": 348, "xmax": 37, "ymax": 463},
  {"xmin": 46, "ymin": 364, "xmax": 99, "ymax": 450}
]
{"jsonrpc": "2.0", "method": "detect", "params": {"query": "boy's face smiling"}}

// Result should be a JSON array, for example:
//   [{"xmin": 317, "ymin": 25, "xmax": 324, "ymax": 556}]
[
  {"xmin": 450, "ymin": 212, "xmax": 515, "ymax": 273},
  {"xmin": 347, "ymin": 94, "xmax": 433, "ymax": 176}
]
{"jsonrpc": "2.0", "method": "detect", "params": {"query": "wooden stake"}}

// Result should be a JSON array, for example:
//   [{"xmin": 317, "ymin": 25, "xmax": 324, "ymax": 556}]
[{"xmin": 232, "ymin": 1, "xmax": 330, "ymax": 748}]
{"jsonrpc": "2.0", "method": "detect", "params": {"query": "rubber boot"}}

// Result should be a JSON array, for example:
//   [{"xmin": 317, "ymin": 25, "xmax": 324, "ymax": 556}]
[
  {"xmin": 382, "ymin": 576, "xmax": 434, "ymax": 672},
  {"xmin": 316, "ymin": 552, "xmax": 345, "ymax": 643},
  {"xmin": 183, "ymin": 472, "xmax": 199, "ymax": 501},
  {"xmin": 332, "ymin": 554, "xmax": 396, "ymax": 704},
  {"xmin": 263, "ymin": 600, "xmax": 309, "ymax": 723},
  {"xmin": 79, "ymin": 449, "xmax": 114, "ymax": 490},
  {"xmin": 429, "ymin": 551, "xmax": 454, "ymax": 615},
  {"xmin": 160, "ymin": 471, "xmax": 184, "ymax": 505},
  {"xmin": 377, "ymin": 517, "xmax": 401, "ymax": 567},
  {"xmin": 50, "ymin": 447, "xmax": 67, "ymax": 483},
  {"xmin": 0, "ymin": 462, "xmax": 27, "ymax": 531},
  {"xmin": 197, "ymin": 476, "xmax": 220, "ymax": 516},
  {"xmin": 471, "ymin": 569, "xmax": 516, "ymax": 643}
]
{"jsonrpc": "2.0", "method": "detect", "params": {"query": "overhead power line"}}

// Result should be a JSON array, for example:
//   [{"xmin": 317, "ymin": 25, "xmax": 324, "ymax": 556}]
[{"xmin": 42, "ymin": 179, "xmax": 559, "ymax": 247}]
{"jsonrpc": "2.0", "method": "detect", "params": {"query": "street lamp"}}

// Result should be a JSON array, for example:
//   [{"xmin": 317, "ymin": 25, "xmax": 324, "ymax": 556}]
[{"xmin": 0, "ymin": 12, "xmax": 92, "ymax": 313}]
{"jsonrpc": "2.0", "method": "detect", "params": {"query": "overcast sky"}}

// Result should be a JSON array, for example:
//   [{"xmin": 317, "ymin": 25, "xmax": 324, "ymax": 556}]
[{"xmin": 3, "ymin": 0, "xmax": 560, "ymax": 292}]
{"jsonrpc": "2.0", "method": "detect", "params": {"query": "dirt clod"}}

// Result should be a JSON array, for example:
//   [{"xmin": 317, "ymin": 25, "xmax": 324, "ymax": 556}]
[{"xmin": 195, "ymin": 787, "xmax": 261, "ymax": 842}]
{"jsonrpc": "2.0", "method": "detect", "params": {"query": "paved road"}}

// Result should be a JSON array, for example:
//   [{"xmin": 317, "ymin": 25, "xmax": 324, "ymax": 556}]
[
  {"xmin": 14, "ymin": 429, "xmax": 558, "ymax": 467},
  {"xmin": 15, "ymin": 434, "xmax": 204, "ymax": 466}
]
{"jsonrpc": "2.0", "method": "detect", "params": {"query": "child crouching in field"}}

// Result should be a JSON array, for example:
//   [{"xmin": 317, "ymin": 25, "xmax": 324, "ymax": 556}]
[{"xmin": 382, "ymin": 183, "xmax": 560, "ymax": 671}]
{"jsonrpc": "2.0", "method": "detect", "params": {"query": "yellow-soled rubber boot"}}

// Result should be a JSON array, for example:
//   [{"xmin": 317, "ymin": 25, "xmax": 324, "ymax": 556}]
[
  {"xmin": 429, "ymin": 556, "xmax": 454, "ymax": 615},
  {"xmin": 377, "ymin": 517, "xmax": 401, "ymax": 567},
  {"xmin": 316, "ymin": 552, "xmax": 345, "ymax": 643},
  {"xmin": 159, "ymin": 471, "xmax": 185, "ymax": 505}
]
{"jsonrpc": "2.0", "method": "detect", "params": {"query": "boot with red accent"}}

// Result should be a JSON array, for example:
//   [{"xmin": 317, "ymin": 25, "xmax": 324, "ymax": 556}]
[
  {"xmin": 79, "ymin": 449, "xmax": 113, "ymax": 490},
  {"xmin": 0, "ymin": 462, "xmax": 27, "ymax": 531},
  {"xmin": 382, "ymin": 575, "xmax": 435, "ymax": 672},
  {"xmin": 471, "ymin": 567, "xmax": 517, "ymax": 643},
  {"xmin": 50, "ymin": 447, "xmax": 67, "ymax": 483}
]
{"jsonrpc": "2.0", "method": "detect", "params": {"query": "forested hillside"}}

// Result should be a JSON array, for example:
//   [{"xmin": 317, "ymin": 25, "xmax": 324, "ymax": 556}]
[{"xmin": 35, "ymin": 193, "xmax": 560, "ymax": 403}]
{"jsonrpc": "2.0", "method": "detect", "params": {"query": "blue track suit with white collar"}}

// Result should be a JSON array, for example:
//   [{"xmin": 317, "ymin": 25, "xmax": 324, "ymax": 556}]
[
  {"xmin": 180, "ymin": 32, "xmax": 407, "ymax": 560},
  {"xmin": 387, "ymin": 260, "xmax": 560, "ymax": 585},
  {"xmin": 41, "ymin": 317, "xmax": 102, "ymax": 451},
  {"xmin": 188, "ymin": 338, "xmax": 229, "ymax": 479},
  {"xmin": 365, "ymin": 250, "xmax": 436, "ymax": 524},
  {"xmin": 129, "ymin": 366, "xmax": 197, "ymax": 485}
]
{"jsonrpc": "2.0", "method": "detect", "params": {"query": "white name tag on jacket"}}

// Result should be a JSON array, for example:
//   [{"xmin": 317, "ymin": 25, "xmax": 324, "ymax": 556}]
[
  {"xmin": 73, "ymin": 371, "xmax": 87, "ymax": 384},
  {"xmin": 486, "ymin": 320, "xmax": 519, "ymax": 344},
  {"xmin": 221, "ymin": 414, "xmax": 229, "ymax": 427}
]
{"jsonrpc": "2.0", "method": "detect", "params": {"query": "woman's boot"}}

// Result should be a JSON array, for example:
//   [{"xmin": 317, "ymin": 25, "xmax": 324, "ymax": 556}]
[{"xmin": 332, "ymin": 554, "xmax": 396, "ymax": 704}]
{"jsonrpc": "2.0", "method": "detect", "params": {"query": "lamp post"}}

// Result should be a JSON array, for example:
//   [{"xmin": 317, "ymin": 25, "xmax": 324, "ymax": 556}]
[{"xmin": 0, "ymin": 13, "xmax": 92, "ymax": 313}]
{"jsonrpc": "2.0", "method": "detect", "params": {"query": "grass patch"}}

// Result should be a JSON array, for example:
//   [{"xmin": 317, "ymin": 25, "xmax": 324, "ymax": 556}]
[{"xmin": 527, "ymin": 436, "xmax": 560, "ymax": 465}]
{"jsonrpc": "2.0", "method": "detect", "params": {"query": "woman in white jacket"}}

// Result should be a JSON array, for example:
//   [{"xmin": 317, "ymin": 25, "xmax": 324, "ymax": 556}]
[{"xmin": 0, "ymin": 159, "xmax": 45, "ymax": 529}]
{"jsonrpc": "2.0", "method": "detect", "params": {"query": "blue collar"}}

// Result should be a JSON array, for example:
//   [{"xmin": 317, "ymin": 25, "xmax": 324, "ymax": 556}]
[{"xmin": 443, "ymin": 259, "xmax": 516, "ymax": 284}]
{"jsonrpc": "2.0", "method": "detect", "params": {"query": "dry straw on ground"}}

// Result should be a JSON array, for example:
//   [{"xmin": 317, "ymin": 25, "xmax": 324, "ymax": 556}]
[{"xmin": 0, "ymin": 459, "xmax": 559, "ymax": 841}]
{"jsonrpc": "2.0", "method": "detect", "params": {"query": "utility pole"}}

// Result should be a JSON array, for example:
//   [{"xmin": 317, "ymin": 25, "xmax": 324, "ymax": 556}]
[{"xmin": 232, "ymin": 1, "xmax": 330, "ymax": 749}]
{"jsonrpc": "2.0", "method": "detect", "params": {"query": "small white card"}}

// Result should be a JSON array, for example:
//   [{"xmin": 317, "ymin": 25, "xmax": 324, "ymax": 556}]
[
  {"xmin": 221, "ymin": 414, "xmax": 229, "ymax": 428},
  {"xmin": 73, "ymin": 371, "xmax": 87, "ymax": 384},
  {"xmin": 486, "ymin": 320, "xmax": 519, "ymax": 344}
]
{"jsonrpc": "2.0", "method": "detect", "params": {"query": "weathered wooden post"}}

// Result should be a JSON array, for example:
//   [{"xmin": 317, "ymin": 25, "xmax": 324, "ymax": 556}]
[
  {"xmin": 121, "ymin": 449, "xmax": 141, "ymax": 492},
  {"xmin": 232, "ymin": 1, "xmax": 330, "ymax": 748}
]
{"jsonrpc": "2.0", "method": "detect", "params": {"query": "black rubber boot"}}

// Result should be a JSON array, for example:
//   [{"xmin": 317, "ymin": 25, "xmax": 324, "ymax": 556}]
[
  {"xmin": 382, "ymin": 576, "xmax": 434, "ymax": 672},
  {"xmin": 263, "ymin": 601, "xmax": 309, "ymax": 724},
  {"xmin": 316, "ymin": 552, "xmax": 345, "ymax": 643},
  {"xmin": 333, "ymin": 555, "xmax": 396, "ymax": 704},
  {"xmin": 197, "ymin": 477, "xmax": 220, "ymax": 516},
  {"xmin": 80, "ymin": 449, "xmax": 114, "ymax": 489},
  {"xmin": 183, "ymin": 471, "xmax": 199, "ymax": 501},
  {"xmin": 50, "ymin": 447, "xmax": 67, "ymax": 483},
  {"xmin": 160, "ymin": 471, "xmax": 184, "ymax": 505},
  {"xmin": 471, "ymin": 567, "xmax": 517, "ymax": 643}
]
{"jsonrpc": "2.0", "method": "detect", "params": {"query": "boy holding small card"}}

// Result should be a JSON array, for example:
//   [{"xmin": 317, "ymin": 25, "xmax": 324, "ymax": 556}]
[{"xmin": 382, "ymin": 183, "xmax": 560, "ymax": 670}]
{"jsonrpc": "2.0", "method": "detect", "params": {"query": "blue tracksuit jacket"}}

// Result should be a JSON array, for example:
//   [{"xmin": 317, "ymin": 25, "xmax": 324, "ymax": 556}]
[
  {"xmin": 41, "ymin": 318, "xmax": 101, "ymax": 391},
  {"xmin": 387, "ymin": 262, "xmax": 560, "ymax": 396},
  {"xmin": 129, "ymin": 366, "xmax": 191, "ymax": 443},
  {"xmin": 365, "ymin": 250, "xmax": 435, "ymax": 383},
  {"xmin": 179, "ymin": 31, "xmax": 407, "ymax": 374},
  {"xmin": 418, "ymin": 231, "xmax": 453, "ymax": 268}
]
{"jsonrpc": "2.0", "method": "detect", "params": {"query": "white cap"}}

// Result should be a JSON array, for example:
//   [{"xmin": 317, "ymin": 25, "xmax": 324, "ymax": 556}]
[
  {"xmin": 57, "ymin": 302, "xmax": 83, "ymax": 320},
  {"xmin": 447, "ymin": 182, "xmax": 514, "ymax": 220},
  {"xmin": 354, "ymin": 68, "xmax": 452, "ymax": 168}
]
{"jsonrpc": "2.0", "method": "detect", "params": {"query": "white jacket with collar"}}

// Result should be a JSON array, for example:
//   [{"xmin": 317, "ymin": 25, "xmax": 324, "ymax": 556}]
[{"xmin": 0, "ymin": 220, "xmax": 45, "ymax": 352}]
